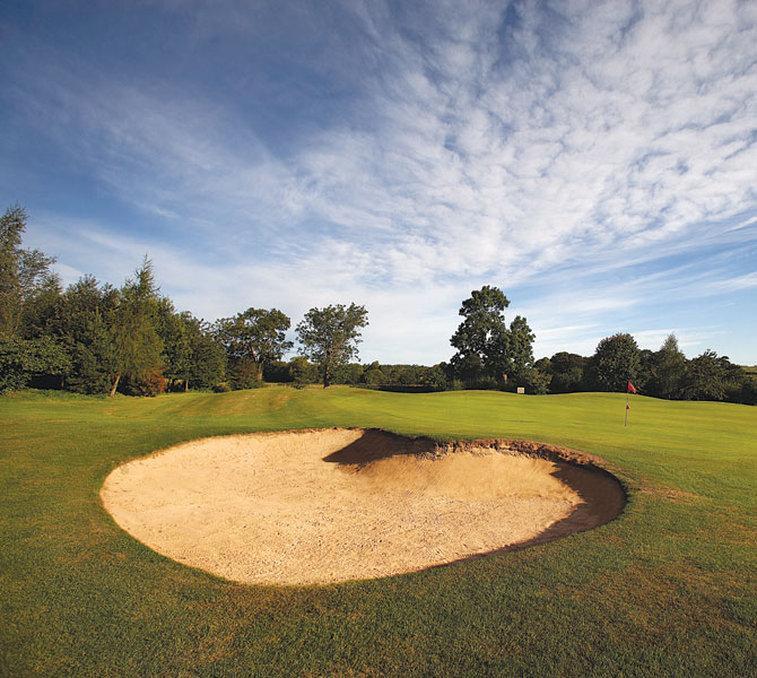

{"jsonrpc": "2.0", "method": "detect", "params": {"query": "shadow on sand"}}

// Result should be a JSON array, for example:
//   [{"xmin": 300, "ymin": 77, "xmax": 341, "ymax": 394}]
[{"xmin": 323, "ymin": 428, "xmax": 627, "ymax": 566}]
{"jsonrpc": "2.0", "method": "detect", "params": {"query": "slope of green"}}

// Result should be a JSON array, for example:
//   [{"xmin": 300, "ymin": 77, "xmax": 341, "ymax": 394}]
[{"xmin": 1, "ymin": 387, "xmax": 755, "ymax": 676}]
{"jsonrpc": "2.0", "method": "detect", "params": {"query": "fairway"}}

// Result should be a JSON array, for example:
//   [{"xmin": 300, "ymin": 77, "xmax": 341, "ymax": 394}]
[{"xmin": 1, "ymin": 386, "xmax": 755, "ymax": 675}]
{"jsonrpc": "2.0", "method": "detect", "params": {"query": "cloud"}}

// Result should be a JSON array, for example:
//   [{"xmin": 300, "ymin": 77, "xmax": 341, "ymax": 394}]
[
  {"xmin": 3, "ymin": 0, "xmax": 756, "ymax": 363},
  {"xmin": 707, "ymin": 272, "xmax": 757, "ymax": 292}
]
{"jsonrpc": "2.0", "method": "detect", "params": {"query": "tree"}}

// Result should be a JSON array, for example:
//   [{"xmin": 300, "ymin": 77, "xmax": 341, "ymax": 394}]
[
  {"xmin": 450, "ymin": 286, "xmax": 510, "ymax": 385},
  {"xmin": 449, "ymin": 286, "xmax": 536, "ymax": 388},
  {"xmin": 0, "ymin": 336, "xmax": 70, "ymax": 393},
  {"xmin": 296, "ymin": 303, "xmax": 368, "ymax": 388},
  {"xmin": 336, "ymin": 362, "xmax": 364, "ymax": 385},
  {"xmin": 520, "ymin": 366, "xmax": 551, "ymax": 394},
  {"xmin": 548, "ymin": 352, "xmax": 588, "ymax": 393},
  {"xmin": 155, "ymin": 301, "xmax": 191, "ymax": 390},
  {"xmin": 214, "ymin": 308, "xmax": 292, "ymax": 386},
  {"xmin": 52, "ymin": 276, "xmax": 118, "ymax": 394},
  {"xmin": 363, "ymin": 361, "xmax": 384, "ymax": 387},
  {"xmin": 508, "ymin": 315, "xmax": 536, "ymax": 385},
  {"xmin": 289, "ymin": 356, "xmax": 318, "ymax": 388},
  {"xmin": 0, "ymin": 205, "xmax": 59, "ymax": 337},
  {"xmin": 589, "ymin": 333, "xmax": 641, "ymax": 392},
  {"xmin": 108, "ymin": 258, "xmax": 164, "ymax": 396},
  {"xmin": 186, "ymin": 324, "xmax": 226, "ymax": 389},
  {"xmin": 679, "ymin": 350, "xmax": 728, "ymax": 401},
  {"xmin": 651, "ymin": 334, "xmax": 687, "ymax": 399}
]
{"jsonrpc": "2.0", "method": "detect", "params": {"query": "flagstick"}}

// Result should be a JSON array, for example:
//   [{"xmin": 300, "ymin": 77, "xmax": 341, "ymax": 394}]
[{"xmin": 624, "ymin": 394, "xmax": 629, "ymax": 427}]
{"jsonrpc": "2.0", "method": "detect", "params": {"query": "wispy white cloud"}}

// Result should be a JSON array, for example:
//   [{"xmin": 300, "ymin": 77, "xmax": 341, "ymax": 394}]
[
  {"xmin": 707, "ymin": 272, "xmax": 757, "ymax": 292},
  {"xmin": 4, "ymin": 0, "xmax": 756, "ymax": 363}
]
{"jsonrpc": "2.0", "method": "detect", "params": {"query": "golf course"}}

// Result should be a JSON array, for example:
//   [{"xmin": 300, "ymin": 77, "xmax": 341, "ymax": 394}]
[{"xmin": 2, "ymin": 386, "xmax": 754, "ymax": 675}]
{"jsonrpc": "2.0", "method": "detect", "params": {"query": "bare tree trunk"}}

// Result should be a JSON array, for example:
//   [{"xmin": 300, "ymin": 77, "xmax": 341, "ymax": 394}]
[
  {"xmin": 323, "ymin": 366, "xmax": 330, "ymax": 388},
  {"xmin": 109, "ymin": 371, "xmax": 121, "ymax": 398},
  {"xmin": 184, "ymin": 378, "xmax": 189, "ymax": 392}
]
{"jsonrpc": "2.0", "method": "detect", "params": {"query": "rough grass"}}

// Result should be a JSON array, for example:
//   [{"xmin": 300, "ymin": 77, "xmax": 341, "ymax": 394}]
[{"xmin": 1, "ymin": 386, "xmax": 755, "ymax": 676}]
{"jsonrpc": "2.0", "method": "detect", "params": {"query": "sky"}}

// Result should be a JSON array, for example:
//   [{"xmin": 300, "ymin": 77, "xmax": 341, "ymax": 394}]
[{"xmin": 1, "ymin": 0, "xmax": 756, "ymax": 365}]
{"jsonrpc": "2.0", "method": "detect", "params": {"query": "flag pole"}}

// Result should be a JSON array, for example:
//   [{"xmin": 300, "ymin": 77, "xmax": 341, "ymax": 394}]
[{"xmin": 624, "ymin": 394, "xmax": 629, "ymax": 427}]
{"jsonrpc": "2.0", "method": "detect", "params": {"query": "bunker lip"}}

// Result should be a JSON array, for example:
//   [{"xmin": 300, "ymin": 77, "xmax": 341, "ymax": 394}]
[
  {"xmin": 101, "ymin": 428, "xmax": 627, "ymax": 587},
  {"xmin": 329, "ymin": 429, "xmax": 628, "ymax": 559}
]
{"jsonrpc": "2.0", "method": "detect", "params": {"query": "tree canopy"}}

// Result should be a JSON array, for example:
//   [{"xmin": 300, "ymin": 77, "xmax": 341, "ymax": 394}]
[
  {"xmin": 296, "ymin": 303, "xmax": 368, "ymax": 387},
  {"xmin": 589, "ymin": 332, "xmax": 641, "ymax": 392},
  {"xmin": 449, "ymin": 286, "xmax": 537, "ymax": 389},
  {"xmin": 0, "ymin": 205, "xmax": 58, "ymax": 337},
  {"xmin": 214, "ymin": 307, "xmax": 292, "ymax": 387}
]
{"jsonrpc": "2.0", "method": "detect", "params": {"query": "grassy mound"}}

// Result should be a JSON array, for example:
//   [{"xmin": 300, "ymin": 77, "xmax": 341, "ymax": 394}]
[{"xmin": 1, "ymin": 387, "xmax": 754, "ymax": 675}]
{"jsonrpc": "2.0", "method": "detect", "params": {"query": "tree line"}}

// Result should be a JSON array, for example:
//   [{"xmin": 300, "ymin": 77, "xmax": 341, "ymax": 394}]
[
  {"xmin": 1, "ymin": 205, "xmax": 754, "ymax": 404},
  {"xmin": 0, "ymin": 206, "xmax": 367, "ymax": 395}
]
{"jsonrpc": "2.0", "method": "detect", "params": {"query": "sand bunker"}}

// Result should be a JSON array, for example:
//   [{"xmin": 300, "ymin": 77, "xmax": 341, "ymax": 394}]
[{"xmin": 101, "ymin": 429, "xmax": 625, "ymax": 586}]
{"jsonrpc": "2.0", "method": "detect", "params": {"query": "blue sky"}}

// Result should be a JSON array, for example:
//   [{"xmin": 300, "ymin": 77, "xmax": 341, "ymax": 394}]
[{"xmin": 1, "ymin": 0, "xmax": 755, "ymax": 364}]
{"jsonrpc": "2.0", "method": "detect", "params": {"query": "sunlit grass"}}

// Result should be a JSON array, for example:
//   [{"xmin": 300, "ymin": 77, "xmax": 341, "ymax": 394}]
[{"xmin": 1, "ymin": 387, "xmax": 754, "ymax": 675}]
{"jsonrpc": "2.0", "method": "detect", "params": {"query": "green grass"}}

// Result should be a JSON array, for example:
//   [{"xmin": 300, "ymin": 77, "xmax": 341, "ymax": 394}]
[{"xmin": 1, "ymin": 386, "xmax": 755, "ymax": 676}]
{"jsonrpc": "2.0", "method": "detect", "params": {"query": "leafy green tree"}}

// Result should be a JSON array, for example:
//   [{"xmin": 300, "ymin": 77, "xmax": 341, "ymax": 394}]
[
  {"xmin": 589, "ymin": 333, "xmax": 641, "ymax": 392},
  {"xmin": 214, "ymin": 308, "xmax": 292, "ymax": 386},
  {"xmin": 650, "ymin": 334, "xmax": 687, "ymax": 398},
  {"xmin": 21, "ymin": 275, "xmax": 63, "ymax": 340},
  {"xmin": 45, "ymin": 276, "xmax": 118, "ymax": 393},
  {"xmin": 0, "ymin": 205, "xmax": 59, "ymax": 337},
  {"xmin": 289, "ymin": 355, "xmax": 318, "ymax": 388},
  {"xmin": 519, "ymin": 366, "xmax": 551, "ymax": 394},
  {"xmin": 449, "ymin": 287, "xmax": 536, "ymax": 388},
  {"xmin": 53, "ymin": 276, "xmax": 118, "ymax": 394},
  {"xmin": 546, "ymin": 352, "xmax": 588, "ymax": 393},
  {"xmin": 336, "ymin": 362, "xmax": 364, "ymax": 385},
  {"xmin": 425, "ymin": 364, "xmax": 449, "ymax": 391},
  {"xmin": 679, "ymin": 350, "xmax": 728, "ymax": 401},
  {"xmin": 262, "ymin": 360, "xmax": 292, "ymax": 383},
  {"xmin": 155, "ymin": 304, "xmax": 226, "ymax": 391},
  {"xmin": 296, "ymin": 303, "xmax": 368, "ymax": 388},
  {"xmin": 108, "ymin": 258, "xmax": 164, "ymax": 396},
  {"xmin": 508, "ymin": 315, "xmax": 536, "ymax": 385},
  {"xmin": 450, "ymin": 286, "xmax": 510, "ymax": 385},
  {"xmin": 736, "ymin": 373, "xmax": 757, "ymax": 406},
  {"xmin": 186, "ymin": 323, "xmax": 226, "ymax": 389},
  {"xmin": 363, "ymin": 361, "xmax": 384, "ymax": 387},
  {"xmin": 156, "ymin": 303, "xmax": 198, "ymax": 391},
  {"xmin": 0, "ymin": 336, "xmax": 70, "ymax": 393}
]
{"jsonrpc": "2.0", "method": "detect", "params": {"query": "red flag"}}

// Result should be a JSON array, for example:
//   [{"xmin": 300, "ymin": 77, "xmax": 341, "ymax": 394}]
[{"xmin": 627, "ymin": 380, "xmax": 637, "ymax": 394}]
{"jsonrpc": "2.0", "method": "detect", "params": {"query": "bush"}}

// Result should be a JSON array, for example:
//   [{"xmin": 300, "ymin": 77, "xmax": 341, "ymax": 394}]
[
  {"xmin": 65, "ymin": 341, "xmax": 116, "ymax": 395},
  {"xmin": 212, "ymin": 382, "xmax": 231, "ymax": 393},
  {"xmin": 262, "ymin": 361, "xmax": 292, "ymax": 383},
  {"xmin": 468, "ymin": 375, "xmax": 500, "ymax": 390},
  {"xmin": 290, "ymin": 356, "xmax": 318, "ymax": 388},
  {"xmin": 517, "ymin": 367, "xmax": 551, "ymax": 394},
  {"xmin": 229, "ymin": 358, "xmax": 263, "ymax": 390},
  {"xmin": 121, "ymin": 369, "xmax": 167, "ymax": 397},
  {"xmin": 0, "ymin": 336, "xmax": 71, "ymax": 394}
]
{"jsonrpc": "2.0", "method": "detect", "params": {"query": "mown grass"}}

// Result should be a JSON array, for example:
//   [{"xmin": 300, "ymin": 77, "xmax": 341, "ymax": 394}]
[{"xmin": 1, "ymin": 386, "xmax": 755, "ymax": 676}]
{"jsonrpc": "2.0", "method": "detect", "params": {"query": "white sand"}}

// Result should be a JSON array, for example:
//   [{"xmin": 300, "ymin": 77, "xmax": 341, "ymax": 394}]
[{"xmin": 101, "ymin": 429, "xmax": 617, "ymax": 586}]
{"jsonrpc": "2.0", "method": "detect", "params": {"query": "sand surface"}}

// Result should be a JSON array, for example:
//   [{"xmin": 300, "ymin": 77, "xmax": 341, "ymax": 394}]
[{"xmin": 101, "ymin": 429, "xmax": 624, "ymax": 586}]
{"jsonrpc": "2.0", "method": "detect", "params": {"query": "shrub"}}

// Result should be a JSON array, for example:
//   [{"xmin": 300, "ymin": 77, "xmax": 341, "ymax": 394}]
[
  {"xmin": 290, "ymin": 356, "xmax": 318, "ymax": 388},
  {"xmin": 0, "ymin": 336, "xmax": 70, "ymax": 394},
  {"xmin": 120, "ymin": 369, "xmax": 167, "ymax": 397},
  {"xmin": 229, "ymin": 357, "xmax": 263, "ymax": 390}
]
